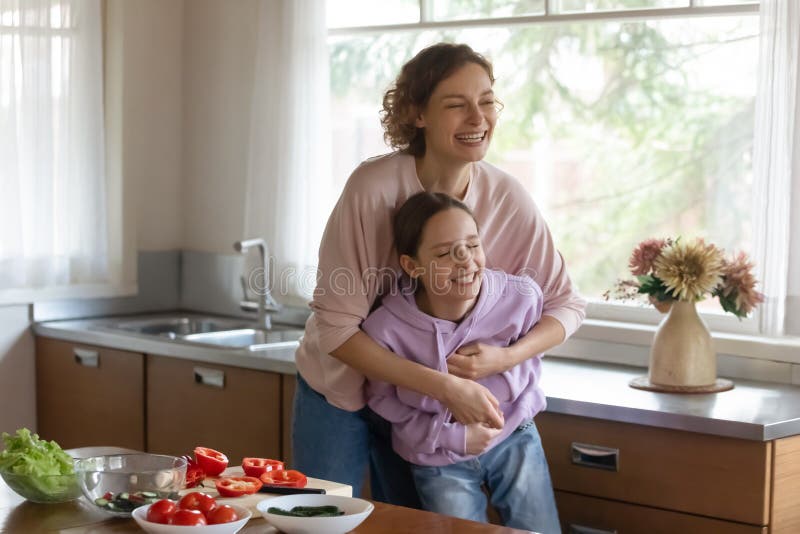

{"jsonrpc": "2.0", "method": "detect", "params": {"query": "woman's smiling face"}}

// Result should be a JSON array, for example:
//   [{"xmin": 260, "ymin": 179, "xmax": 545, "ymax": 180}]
[
  {"xmin": 415, "ymin": 62, "xmax": 498, "ymax": 164},
  {"xmin": 402, "ymin": 207, "xmax": 486, "ymax": 303}
]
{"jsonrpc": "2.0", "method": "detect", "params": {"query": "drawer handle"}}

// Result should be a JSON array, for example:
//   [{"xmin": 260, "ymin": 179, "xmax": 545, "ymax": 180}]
[
  {"xmin": 571, "ymin": 442, "xmax": 619, "ymax": 471},
  {"xmin": 194, "ymin": 367, "xmax": 224, "ymax": 388},
  {"xmin": 569, "ymin": 524, "xmax": 618, "ymax": 534},
  {"xmin": 73, "ymin": 348, "xmax": 99, "ymax": 368}
]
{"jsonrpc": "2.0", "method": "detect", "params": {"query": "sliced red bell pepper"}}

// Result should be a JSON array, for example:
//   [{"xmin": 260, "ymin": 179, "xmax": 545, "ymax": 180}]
[
  {"xmin": 259, "ymin": 469, "xmax": 308, "ymax": 488},
  {"xmin": 242, "ymin": 457, "xmax": 284, "ymax": 478},
  {"xmin": 214, "ymin": 476, "xmax": 263, "ymax": 498},
  {"xmin": 194, "ymin": 446, "xmax": 229, "ymax": 477},
  {"xmin": 181, "ymin": 455, "xmax": 206, "ymax": 488}
]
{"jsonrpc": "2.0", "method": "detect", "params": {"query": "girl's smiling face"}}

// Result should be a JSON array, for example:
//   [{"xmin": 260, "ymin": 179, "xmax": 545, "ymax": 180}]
[
  {"xmin": 415, "ymin": 62, "xmax": 498, "ymax": 165},
  {"xmin": 400, "ymin": 207, "xmax": 486, "ymax": 306}
]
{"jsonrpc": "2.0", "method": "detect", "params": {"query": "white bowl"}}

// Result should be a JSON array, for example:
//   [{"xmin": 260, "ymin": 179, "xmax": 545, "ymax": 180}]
[
  {"xmin": 131, "ymin": 503, "xmax": 251, "ymax": 534},
  {"xmin": 256, "ymin": 494, "xmax": 374, "ymax": 534}
]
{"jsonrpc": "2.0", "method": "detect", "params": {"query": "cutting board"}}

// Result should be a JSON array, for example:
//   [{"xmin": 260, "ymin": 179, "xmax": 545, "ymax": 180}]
[{"xmin": 178, "ymin": 467, "xmax": 353, "ymax": 518}]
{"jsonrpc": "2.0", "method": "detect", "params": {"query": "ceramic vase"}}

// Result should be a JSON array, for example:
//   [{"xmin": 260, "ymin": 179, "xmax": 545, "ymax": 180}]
[{"xmin": 630, "ymin": 300, "xmax": 733, "ymax": 393}]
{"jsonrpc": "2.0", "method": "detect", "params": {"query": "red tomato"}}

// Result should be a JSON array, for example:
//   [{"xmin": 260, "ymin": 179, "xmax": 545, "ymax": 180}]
[
  {"xmin": 241, "ymin": 457, "xmax": 284, "ymax": 478},
  {"xmin": 260, "ymin": 469, "xmax": 308, "ymax": 488},
  {"xmin": 194, "ymin": 446, "xmax": 229, "ymax": 476},
  {"xmin": 207, "ymin": 504, "xmax": 239, "ymax": 525},
  {"xmin": 214, "ymin": 476, "xmax": 263, "ymax": 497},
  {"xmin": 146, "ymin": 499, "xmax": 177, "ymax": 524},
  {"xmin": 177, "ymin": 491, "xmax": 217, "ymax": 515},
  {"xmin": 170, "ymin": 509, "xmax": 207, "ymax": 526},
  {"xmin": 181, "ymin": 455, "xmax": 206, "ymax": 488}
]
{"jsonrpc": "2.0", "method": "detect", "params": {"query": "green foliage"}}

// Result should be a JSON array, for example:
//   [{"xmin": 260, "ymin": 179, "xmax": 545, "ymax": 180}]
[
  {"xmin": 716, "ymin": 288, "xmax": 747, "ymax": 319},
  {"xmin": 636, "ymin": 274, "xmax": 674, "ymax": 301}
]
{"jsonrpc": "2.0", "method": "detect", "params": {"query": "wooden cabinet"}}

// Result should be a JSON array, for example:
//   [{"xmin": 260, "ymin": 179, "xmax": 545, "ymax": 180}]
[
  {"xmin": 281, "ymin": 374, "xmax": 296, "ymax": 467},
  {"xmin": 538, "ymin": 412, "xmax": 800, "ymax": 533},
  {"xmin": 555, "ymin": 491, "xmax": 766, "ymax": 534},
  {"xmin": 145, "ymin": 355, "xmax": 282, "ymax": 465},
  {"xmin": 35, "ymin": 337, "xmax": 145, "ymax": 450},
  {"xmin": 36, "ymin": 336, "xmax": 295, "ymax": 466}
]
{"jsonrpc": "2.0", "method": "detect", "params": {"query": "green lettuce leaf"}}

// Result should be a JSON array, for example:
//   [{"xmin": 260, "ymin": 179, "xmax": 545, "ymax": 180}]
[{"xmin": 0, "ymin": 428, "xmax": 76, "ymax": 497}]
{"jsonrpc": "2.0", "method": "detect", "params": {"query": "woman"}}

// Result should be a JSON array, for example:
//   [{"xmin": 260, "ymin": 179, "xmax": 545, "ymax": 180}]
[
  {"xmin": 362, "ymin": 191, "xmax": 560, "ymax": 532},
  {"xmin": 292, "ymin": 42, "xmax": 585, "ymax": 505}
]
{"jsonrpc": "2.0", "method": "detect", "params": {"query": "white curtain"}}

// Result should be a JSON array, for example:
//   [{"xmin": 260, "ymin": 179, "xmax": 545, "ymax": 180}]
[
  {"xmin": 244, "ymin": 0, "xmax": 332, "ymax": 305},
  {"xmin": 752, "ymin": 0, "xmax": 800, "ymax": 336},
  {"xmin": 0, "ymin": 0, "xmax": 120, "ymax": 303}
]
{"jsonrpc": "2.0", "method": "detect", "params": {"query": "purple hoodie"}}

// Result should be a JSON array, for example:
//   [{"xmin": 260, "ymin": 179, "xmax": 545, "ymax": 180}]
[{"xmin": 362, "ymin": 269, "xmax": 546, "ymax": 467}]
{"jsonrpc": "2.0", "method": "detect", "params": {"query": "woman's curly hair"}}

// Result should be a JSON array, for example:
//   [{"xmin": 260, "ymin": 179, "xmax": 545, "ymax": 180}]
[{"xmin": 381, "ymin": 43, "xmax": 495, "ymax": 157}]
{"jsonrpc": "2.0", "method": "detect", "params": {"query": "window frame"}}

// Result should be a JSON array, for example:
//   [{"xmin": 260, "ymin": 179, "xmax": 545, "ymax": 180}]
[{"xmin": 328, "ymin": 2, "xmax": 759, "ymax": 35}]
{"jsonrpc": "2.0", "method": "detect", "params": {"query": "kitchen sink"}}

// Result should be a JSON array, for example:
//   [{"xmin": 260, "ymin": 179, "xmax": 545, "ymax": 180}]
[
  {"xmin": 182, "ymin": 326, "xmax": 304, "ymax": 349},
  {"xmin": 95, "ymin": 313, "xmax": 304, "ymax": 351},
  {"xmin": 108, "ymin": 316, "xmax": 249, "ymax": 338}
]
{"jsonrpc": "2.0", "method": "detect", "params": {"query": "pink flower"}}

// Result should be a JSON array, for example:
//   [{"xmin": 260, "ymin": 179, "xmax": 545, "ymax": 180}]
[
  {"xmin": 720, "ymin": 252, "xmax": 765, "ymax": 315},
  {"xmin": 628, "ymin": 238, "xmax": 668, "ymax": 276}
]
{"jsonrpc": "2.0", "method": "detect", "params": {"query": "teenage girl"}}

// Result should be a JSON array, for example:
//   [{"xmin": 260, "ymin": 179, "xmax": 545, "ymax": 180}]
[{"xmin": 362, "ymin": 191, "xmax": 560, "ymax": 533}]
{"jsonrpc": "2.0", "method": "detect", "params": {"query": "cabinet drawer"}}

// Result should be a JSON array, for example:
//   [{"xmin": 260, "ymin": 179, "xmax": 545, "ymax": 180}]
[
  {"xmin": 538, "ymin": 412, "xmax": 770, "ymax": 525},
  {"xmin": 35, "ymin": 338, "xmax": 145, "ymax": 450},
  {"xmin": 146, "ymin": 356, "xmax": 281, "ymax": 465},
  {"xmin": 556, "ymin": 490, "xmax": 766, "ymax": 534}
]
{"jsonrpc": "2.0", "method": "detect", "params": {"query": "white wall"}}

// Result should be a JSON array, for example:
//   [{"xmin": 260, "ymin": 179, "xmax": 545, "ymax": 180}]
[
  {"xmin": 182, "ymin": 0, "xmax": 260, "ymax": 253},
  {"xmin": 123, "ymin": 0, "xmax": 185, "ymax": 252}
]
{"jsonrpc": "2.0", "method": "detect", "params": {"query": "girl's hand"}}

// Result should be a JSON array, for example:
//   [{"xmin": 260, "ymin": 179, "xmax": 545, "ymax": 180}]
[
  {"xmin": 447, "ymin": 343, "xmax": 507, "ymax": 380},
  {"xmin": 442, "ymin": 375, "xmax": 504, "ymax": 428},
  {"xmin": 465, "ymin": 422, "xmax": 503, "ymax": 455}
]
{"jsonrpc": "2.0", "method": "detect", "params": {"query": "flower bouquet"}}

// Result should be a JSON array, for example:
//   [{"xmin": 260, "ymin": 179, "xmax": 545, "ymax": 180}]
[
  {"xmin": 612, "ymin": 237, "xmax": 763, "ymax": 393},
  {"xmin": 611, "ymin": 237, "xmax": 764, "ymax": 318}
]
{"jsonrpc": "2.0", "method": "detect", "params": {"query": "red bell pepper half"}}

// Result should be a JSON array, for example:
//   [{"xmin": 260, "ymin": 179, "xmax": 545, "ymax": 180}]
[
  {"xmin": 259, "ymin": 469, "xmax": 308, "ymax": 488},
  {"xmin": 241, "ymin": 457, "xmax": 284, "ymax": 478},
  {"xmin": 214, "ymin": 476, "xmax": 263, "ymax": 497},
  {"xmin": 194, "ymin": 446, "xmax": 229, "ymax": 477}
]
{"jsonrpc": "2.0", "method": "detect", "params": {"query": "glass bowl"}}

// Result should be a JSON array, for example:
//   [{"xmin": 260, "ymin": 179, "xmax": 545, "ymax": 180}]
[
  {"xmin": 0, "ymin": 469, "xmax": 81, "ymax": 503},
  {"xmin": 73, "ymin": 454, "xmax": 186, "ymax": 517}
]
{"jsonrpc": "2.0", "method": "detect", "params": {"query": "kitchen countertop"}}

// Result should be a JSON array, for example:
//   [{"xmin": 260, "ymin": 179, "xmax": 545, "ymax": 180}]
[
  {"xmin": 34, "ymin": 313, "xmax": 800, "ymax": 442},
  {"xmin": 33, "ymin": 313, "xmax": 299, "ymax": 375},
  {"xmin": 541, "ymin": 357, "xmax": 800, "ymax": 441}
]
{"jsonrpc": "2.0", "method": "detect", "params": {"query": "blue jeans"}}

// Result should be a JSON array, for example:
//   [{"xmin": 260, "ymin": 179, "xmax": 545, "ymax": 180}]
[
  {"xmin": 411, "ymin": 422, "xmax": 561, "ymax": 534},
  {"xmin": 291, "ymin": 373, "xmax": 421, "ymax": 508}
]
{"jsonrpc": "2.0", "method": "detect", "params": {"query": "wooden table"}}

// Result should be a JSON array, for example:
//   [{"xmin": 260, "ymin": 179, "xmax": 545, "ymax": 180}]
[{"xmin": 0, "ymin": 477, "xmax": 527, "ymax": 533}]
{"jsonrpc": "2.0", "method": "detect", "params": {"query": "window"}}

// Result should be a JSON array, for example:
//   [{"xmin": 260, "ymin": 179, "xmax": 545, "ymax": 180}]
[
  {"xmin": 326, "ymin": 0, "xmax": 761, "ymax": 333},
  {"xmin": 0, "ymin": 0, "xmax": 124, "ymax": 302}
]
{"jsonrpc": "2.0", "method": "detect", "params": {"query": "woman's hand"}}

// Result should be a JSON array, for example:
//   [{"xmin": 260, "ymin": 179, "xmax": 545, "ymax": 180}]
[
  {"xmin": 465, "ymin": 422, "xmax": 503, "ymax": 455},
  {"xmin": 449, "ymin": 317, "xmax": 567, "ymax": 380},
  {"xmin": 446, "ymin": 343, "xmax": 507, "ymax": 380},
  {"xmin": 442, "ymin": 374, "xmax": 504, "ymax": 428}
]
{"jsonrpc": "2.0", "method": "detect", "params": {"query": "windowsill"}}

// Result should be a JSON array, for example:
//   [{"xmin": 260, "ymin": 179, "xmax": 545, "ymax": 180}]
[{"xmin": 561, "ymin": 318, "xmax": 800, "ymax": 366}]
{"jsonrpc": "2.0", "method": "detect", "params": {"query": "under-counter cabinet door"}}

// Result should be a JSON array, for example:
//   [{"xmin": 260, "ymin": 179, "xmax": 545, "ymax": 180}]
[
  {"xmin": 771, "ymin": 434, "xmax": 800, "ymax": 533},
  {"xmin": 556, "ymin": 491, "xmax": 766, "ymax": 534},
  {"xmin": 146, "ymin": 356, "xmax": 281, "ymax": 465},
  {"xmin": 537, "ymin": 412, "xmax": 771, "ymax": 526},
  {"xmin": 35, "ymin": 337, "xmax": 145, "ymax": 450},
  {"xmin": 281, "ymin": 374, "xmax": 296, "ymax": 467}
]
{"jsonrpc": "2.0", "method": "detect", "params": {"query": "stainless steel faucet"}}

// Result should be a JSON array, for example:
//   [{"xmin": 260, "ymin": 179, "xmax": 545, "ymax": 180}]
[{"xmin": 234, "ymin": 238, "xmax": 281, "ymax": 329}]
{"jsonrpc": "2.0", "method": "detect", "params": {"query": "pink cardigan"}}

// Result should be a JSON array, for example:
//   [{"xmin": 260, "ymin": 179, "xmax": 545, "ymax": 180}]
[{"xmin": 295, "ymin": 151, "xmax": 586, "ymax": 411}]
